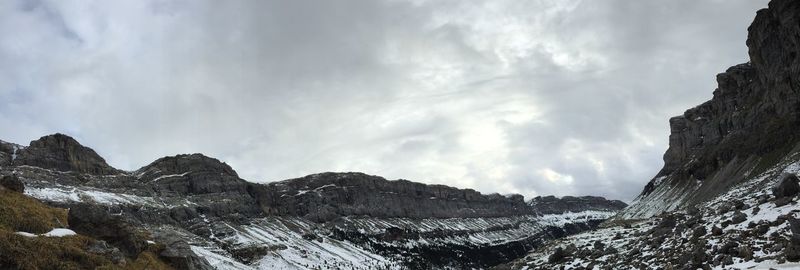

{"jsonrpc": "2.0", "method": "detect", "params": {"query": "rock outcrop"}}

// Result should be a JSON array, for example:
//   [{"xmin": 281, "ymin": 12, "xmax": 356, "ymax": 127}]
[
  {"xmin": 67, "ymin": 204, "xmax": 149, "ymax": 258},
  {"xmin": 13, "ymin": 134, "xmax": 118, "ymax": 175},
  {"xmin": 621, "ymin": 0, "xmax": 800, "ymax": 219},
  {"xmin": 134, "ymin": 154, "xmax": 264, "ymax": 223},
  {"xmin": 0, "ymin": 174, "xmax": 24, "ymax": 193},
  {"xmin": 0, "ymin": 140, "xmax": 20, "ymax": 166},
  {"xmin": 529, "ymin": 196, "xmax": 627, "ymax": 215},
  {"xmin": 153, "ymin": 231, "xmax": 214, "ymax": 270},
  {"xmin": 136, "ymin": 153, "xmax": 249, "ymax": 195},
  {"xmin": 774, "ymin": 173, "xmax": 800, "ymax": 199}
]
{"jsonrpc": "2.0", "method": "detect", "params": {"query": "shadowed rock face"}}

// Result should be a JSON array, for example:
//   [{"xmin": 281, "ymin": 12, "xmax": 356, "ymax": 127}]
[
  {"xmin": 133, "ymin": 153, "xmax": 264, "ymax": 224},
  {"xmin": 529, "ymin": 196, "xmax": 627, "ymax": 215},
  {"xmin": 0, "ymin": 140, "xmax": 17, "ymax": 166},
  {"xmin": 622, "ymin": 0, "xmax": 800, "ymax": 219},
  {"xmin": 255, "ymin": 172, "xmax": 533, "ymax": 222},
  {"xmin": 13, "ymin": 134, "xmax": 118, "ymax": 175},
  {"xmin": 136, "ymin": 153, "xmax": 246, "ymax": 195}
]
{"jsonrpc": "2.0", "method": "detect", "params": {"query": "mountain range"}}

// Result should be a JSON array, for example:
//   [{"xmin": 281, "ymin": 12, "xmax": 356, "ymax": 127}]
[{"xmin": 0, "ymin": 133, "xmax": 625, "ymax": 269}]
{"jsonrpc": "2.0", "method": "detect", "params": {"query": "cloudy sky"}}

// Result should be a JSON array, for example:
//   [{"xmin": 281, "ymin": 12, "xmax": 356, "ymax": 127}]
[{"xmin": 0, "ymin": 0, "xmax": 769, "ymax": 201}]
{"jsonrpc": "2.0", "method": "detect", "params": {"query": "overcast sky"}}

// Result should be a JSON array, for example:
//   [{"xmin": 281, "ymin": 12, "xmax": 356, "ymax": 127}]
[{"xmin": 0, "ymin": 0, "xmax": 769, "ymax": 201}]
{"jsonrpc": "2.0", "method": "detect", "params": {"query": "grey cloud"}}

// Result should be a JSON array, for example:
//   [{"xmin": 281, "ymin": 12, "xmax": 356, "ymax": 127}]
[{"xmin": 0, "ymin": 0, "xmax": 769, "ymax": 201}]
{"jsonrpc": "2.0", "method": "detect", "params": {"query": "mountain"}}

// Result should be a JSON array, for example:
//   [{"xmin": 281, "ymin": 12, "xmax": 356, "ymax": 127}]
[
  {"xmin": 619, "ymin": 0, "xmax": 800, "ymax": 220},
  {"xmin": 0, "ymin": 133, "xmax": 626, "ymax": 269},
  {"xmin": 500, "ymin": 1, "xmax": 800, "ymax": 269}
]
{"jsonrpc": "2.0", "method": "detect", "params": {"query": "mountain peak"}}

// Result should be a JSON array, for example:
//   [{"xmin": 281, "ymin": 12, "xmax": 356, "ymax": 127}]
[
  {"xmin": 13, "ymin": 133, "xmax": 118, "ymax": 175},
  {"xmin": 135, "ymin": 153, "xmax": 238, "ymax": 181}
]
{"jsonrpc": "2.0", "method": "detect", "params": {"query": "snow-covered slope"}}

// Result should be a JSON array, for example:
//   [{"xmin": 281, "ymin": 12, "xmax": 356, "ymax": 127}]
[{"xmin": 500, "ymin": 153, "xmax": 800, "ymax": 269}]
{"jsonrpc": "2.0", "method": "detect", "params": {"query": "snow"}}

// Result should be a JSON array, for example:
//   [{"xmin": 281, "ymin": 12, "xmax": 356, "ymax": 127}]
[
  {"xmin": 714, "ymin": 260, "xmax": 800, "ymax": 270},
  {"xmin": 652, "ymin": 175, "xmax": 667, "ymax": 186},
  {"xmin": 42, "ymin": 228, "xmax": 76, "ymax": 237},
  {"xmin": 151, "ymin": 172, "xmax": 190, "ymax": 182},
  {"xmin": 10, "ymin": 145, "xmax": 20, "ymax": 162},
  {"xmin": 14, "ymin": 232, "xmax": 36, "ymax": 237},
  {"xmin": 179, "ymin": 211, "xmax": 614, "ymax": 270},
  {"xmin": 515, "ymin": 154, "xmax": 800, "ymax": 269},
  {"xmin": 16, "ymin": 228, "xmax": 76, "ymax": 238},
  {"xmin": 191, "ymin": 246, "xmax": 254, "ymax": 270},
  {"xmin": 184, "ymin": 217, "xmax": 400, "ymax": 270},
  {"xmin": 619, "ymin": 173, "xmax": 694, "ymax": 219},
  {"xmin": 25, "ymin": 186, "xmax": 157, "ymax": 206}
]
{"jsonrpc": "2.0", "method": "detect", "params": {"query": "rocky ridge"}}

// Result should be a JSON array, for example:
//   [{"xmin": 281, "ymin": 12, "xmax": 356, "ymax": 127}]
[
  {"xmin": 0, "ymin": 133, "xmax": 626, "ymax": 269},
  {"xmin": 257, "ymin": 172, "xmax": 531, "ymax": 222},
  {"xmin": 14, "ymin": 134, "xmax": 119, "ymax": 175},
  {"xmin": 529, "ymin": 196, "xmax": 627, "ymax": 215}
]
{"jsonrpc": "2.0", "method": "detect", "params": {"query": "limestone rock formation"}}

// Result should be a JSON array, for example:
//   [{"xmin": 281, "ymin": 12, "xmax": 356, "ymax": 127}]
[
  {"xmin": 257, "ymin": 172, "xmax": 533, "ymax": 222},
  {"xmin": 13, "ymin": 134, "xmax": 118, "ymax": 175},
  {"xmin": 133, "ymin": 153, "xmax": 264, "ymax": 223},
  {"xmin": 0, "ymin": 174, "xmax": 24, "ymax": 193},
  {"xmin": 67, "ymin": 204, "xmax": 148, "ymax": 258},
  {"xmin": 529, "ymin": 196, "xmax": 627, "ymax": 214},
  {"xmin": 621, "ymin": 0, "xmax": 800, "ymax": 219}
]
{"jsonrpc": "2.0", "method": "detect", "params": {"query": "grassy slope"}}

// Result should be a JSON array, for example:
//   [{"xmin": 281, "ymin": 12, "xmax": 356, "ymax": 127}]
[{"xmin": 0, "ymin": 188, "xmax": 173, "ymax": 270}]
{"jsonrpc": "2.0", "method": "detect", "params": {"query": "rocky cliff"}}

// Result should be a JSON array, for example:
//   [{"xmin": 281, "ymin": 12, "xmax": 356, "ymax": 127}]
[
  {"xmin": 13, "ymin": 134, "xmax": 119, "ymax": 175},
  {"xmin": 529, "ymin": 196, "xmax": 628, "ymax": 215},
  {"xmin": 620, "ymin": 0, "xmax": 800, "ymax": 219},
  {"xmin": 257, "ymin": 172, "xmax": 531, "ymax": 222}
]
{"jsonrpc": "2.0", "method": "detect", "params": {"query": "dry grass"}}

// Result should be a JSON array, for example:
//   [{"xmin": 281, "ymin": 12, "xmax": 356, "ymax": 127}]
[
  {"xmin": 0, "ymin": 189, "xmax": 68, "ymax": 233},
  {"xmin": 0, "ymin": 228, "xmax": 110, "ymax": 269},
  {"xmin": 120, "ymin": 250, "xmax": 174, "ymax": 270},
  {"xmin": 0, "ymin": 189, "xmax": 173, "ymax": 270},
  {"xmin": 0, "ymin": 229, "xmax": 173, "ymax": 270}
]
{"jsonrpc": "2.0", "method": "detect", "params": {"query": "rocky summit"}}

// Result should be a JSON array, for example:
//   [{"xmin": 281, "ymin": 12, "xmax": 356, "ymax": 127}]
[
  {"xmin": 13, "ymin": 134, "xmax": 119, "ymax": 175},
  {"xmin": 0, "ymin": 132, "xmax": 626, "ymax": 269}
]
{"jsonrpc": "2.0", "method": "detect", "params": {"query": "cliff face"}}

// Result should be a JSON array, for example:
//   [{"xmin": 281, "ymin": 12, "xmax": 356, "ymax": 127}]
[
  {"xmin": 529, "ymin": 196, "xmax": 627, "ymax": 215},
  {"xmin": 256, "ymin": 172, "xmax": 532, "ymax": 222},
  {"xmin": 13, "ymin": 134, "xmax": 119, "ymax": 175},
  {"xmin": 621, "ymin": 0, "xmax": 800, "ymax": 219}
]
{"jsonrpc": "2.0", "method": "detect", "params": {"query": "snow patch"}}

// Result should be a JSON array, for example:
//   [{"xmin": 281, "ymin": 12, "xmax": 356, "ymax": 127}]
[
  {"xmin": 25, "ymin": 186, "xmax": 158, "ymax": 206},
  {"xmin": 151, "ymin": 172, "xmax": 190, "ymax": 182},
  {"xmin": 42, "ymin": 228, "xmax": 76, "ymax": 237},
  {"xmin": 16, "ymin": 228, "xmax": 76, "ymax": 238}
]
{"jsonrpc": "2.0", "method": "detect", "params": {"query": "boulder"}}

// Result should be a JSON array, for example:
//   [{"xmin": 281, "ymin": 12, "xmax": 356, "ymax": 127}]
[
  {"xmin": 86, "ymin": 240, "xmax": 126, "ymax": 265},
  {"xmin": 731, "ymin": 211, "xmax": 747, "ymax": 224},
  {"xmin": 154, "ymin": 231, "xmax": 214, "ymax": 270},
  {"xmin": 774, "ymin": 174, "xmax": 800, "ymax": 199},
  {"xmin": 0, "ymin": 174, "xmax": 24, "ymax": 193},
  {"xmin": 548, "ymin": 247, "xmax": 570, "ymax": 264},
  {"xmin": 68, "ymin": 204, "xmax": 147, "ymax": 257}
]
